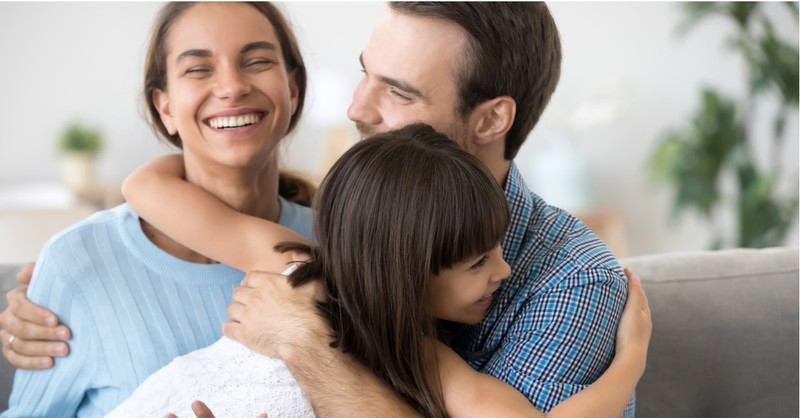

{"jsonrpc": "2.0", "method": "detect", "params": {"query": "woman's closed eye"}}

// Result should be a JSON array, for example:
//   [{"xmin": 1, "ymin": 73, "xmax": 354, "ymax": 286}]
[{"xmin": 244, "ymin": 58, "xmax": 277, "ymax": 71}]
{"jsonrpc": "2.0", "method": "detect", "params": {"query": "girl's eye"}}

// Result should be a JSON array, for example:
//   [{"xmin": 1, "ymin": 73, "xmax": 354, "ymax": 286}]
[{"xmin": 470, "ymin": 255, "xmax": 489, "ymax": 271}]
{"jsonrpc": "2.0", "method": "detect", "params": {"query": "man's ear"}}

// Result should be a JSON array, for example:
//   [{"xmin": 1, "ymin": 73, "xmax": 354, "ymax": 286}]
[
  {"xmin": 152, "ymin": 88, "xmax": 177, "ymax": 135},
  {"xmin": 469, "ymin": 96, "xmax": 516, "ymax": 146}
]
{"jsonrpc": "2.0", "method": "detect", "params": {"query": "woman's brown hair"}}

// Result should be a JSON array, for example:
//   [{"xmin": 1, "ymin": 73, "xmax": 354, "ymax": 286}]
[
  {"xmin": 280, "ymin": 124, "xmax": 510, "ymax": 417},
  {"xmin": 142, "ymin": 2, "xmax": 313, "ymax": 204}
]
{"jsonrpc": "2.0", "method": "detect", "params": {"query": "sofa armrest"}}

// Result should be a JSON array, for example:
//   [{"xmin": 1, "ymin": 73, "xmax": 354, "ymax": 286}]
[{"xmin": 622, "ymin": 247, "xmax": 799, "ymax": 418}]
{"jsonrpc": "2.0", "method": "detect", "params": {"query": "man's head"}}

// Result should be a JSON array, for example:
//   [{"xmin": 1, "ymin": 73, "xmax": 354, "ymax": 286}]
[{"xmin": 348, "ymin": 2, "xmax": 561, "ymax": 162}]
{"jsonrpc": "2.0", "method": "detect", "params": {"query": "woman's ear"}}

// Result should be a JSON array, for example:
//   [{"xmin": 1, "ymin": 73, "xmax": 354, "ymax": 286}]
[
  {"xmin": 289, "ymin": 70, "xmax": 300, "ymax": 116},
  {"xmin": 152, "ymin": 88, "xmax": 177, "ymax": 135},
  {"xmin": 471, "ymin": 96, "xmax": 516, "ymax": 146}
]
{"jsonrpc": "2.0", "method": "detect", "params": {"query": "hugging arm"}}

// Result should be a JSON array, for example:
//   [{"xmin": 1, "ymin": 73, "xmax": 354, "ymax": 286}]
[
  {"xmin": 0, "ymin": 263, "xmax": 71, "ymax": 370},
  {"xmin": 225, "ymin": 270, "xmax": 422, "ymax": 418},
  {"xmin": 477, "ymin": 267, "xmax": 633, "ymax": 413},
  {"xmin": 222, "ymin": 269, "xmax": 649, "ymax": 418},
  {"xmin": 121, "ymin": 154, "xmax": 310, "ymax": 273},
  {"xmin": 436, "ymin": 269, "xmax": 650, "ymax": 418}
]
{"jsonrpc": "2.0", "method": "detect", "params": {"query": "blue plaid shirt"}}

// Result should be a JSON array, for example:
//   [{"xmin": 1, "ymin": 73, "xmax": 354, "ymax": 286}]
[{"xmin": 451, "ymin": 163, "xmax": 635, "ymax": 416}]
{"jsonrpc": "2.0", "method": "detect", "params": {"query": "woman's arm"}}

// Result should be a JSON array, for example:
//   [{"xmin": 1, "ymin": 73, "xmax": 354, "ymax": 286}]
[
  {"xmin": 122, "ymin": 155, "xmax": 309, "ymax": 273},
  {"xmin": 437, "ymin": 269, "xmax": 651, "ymax": 418}
]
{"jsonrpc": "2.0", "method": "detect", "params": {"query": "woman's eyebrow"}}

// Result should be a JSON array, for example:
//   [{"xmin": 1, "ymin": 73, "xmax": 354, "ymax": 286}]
[
  {"xmin": 241, "ymin": 41, "xmax": 277, "ymax": 54},
  {"xmin": 176, "ymin": 49, "xmax": 211, "ymax": 64}
]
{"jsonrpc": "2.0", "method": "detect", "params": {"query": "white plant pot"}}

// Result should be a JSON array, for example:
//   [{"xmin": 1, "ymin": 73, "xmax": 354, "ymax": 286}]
[{"xmin": 61, "ymin": 153, "xmax": 96, "ymax": 193}]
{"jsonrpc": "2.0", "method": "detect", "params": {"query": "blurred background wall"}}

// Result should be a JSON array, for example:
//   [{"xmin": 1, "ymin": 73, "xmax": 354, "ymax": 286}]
[{"xmin": 0, "ymin": 2, "xmax": 796, "ymax": 260}]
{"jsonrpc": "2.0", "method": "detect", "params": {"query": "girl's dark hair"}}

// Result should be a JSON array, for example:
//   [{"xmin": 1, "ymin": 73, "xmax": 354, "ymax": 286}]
[
  {"xmin": 143, "ymin": 2, "xmax": 312, "ymax": 204},
  {"xmin": 278, "ymin": 123, "xmax": 509, "ymax": 417}
]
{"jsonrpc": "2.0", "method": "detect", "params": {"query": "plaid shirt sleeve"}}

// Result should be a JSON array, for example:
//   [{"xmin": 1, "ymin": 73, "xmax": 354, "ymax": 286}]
[{"xmin": 480, "ymin": 267, "xmax": 634, "ymax": 416}]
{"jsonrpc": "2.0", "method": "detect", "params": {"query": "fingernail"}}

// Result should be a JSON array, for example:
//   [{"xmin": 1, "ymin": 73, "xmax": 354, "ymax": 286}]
[
  {"xmin": 45, "ymin": 316, "xmax": 57, "ymax": 327},
  {"xmin": 56, "ymin": 329, "xmax": 69, "ymax": 340},
  {"xmin": 39, "ymin": 358, "xmax": 52, "ymax": 368},
  {"xmin": 54, "ymin": 345, "xmax": 67, "ymax": 356}
]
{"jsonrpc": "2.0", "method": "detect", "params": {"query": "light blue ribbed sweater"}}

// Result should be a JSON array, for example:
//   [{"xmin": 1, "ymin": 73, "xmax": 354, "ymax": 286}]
[{"xmin": 3, "ymin": 199, "xmax": 312, "ymax": 418}]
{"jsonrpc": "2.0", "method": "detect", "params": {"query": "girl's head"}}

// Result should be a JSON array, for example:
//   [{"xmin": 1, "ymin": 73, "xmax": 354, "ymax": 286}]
[
  {"xmin": 143, "ymin": 2, "xmax": 306, "ymax": 168},
  {"xmin": 300, "ymin": 123, "xmax": 510, "ymax": 417}
]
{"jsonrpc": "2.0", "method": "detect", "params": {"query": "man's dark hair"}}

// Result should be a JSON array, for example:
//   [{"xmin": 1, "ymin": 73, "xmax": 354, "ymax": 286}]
[{"xmin": 390, "ymin": 2, "xmax": 562, "ymax": 160}]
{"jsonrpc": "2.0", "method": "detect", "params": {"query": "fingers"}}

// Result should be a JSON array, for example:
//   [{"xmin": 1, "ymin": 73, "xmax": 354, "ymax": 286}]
[
  {"xmin": 6, "ymin": 287, "xmax": 60, "ymax": 327},
  {"xmin": 191, "ymin": 400, "xmax": 216, "ymax": 418},
  {"xmin": 0, "ymin": 329, "xmax": 55, "ymax": 369},
  {"xmin": 623, "ymin": 268, "xmax": 650, "ymax": 315},
  {"xmin": 240, "ymin": 270, "xmax": 285, "ymax": 287},
  {"xmin": 164, "ymin": 414, "xmax": 177, "ymax": 418},
  {"xmin": 257, "ymin": 414, "xmax": 269, "ymax": 418},
  {"xmin": 1, "ymin": 294, "xmax": 70, "ymax": 341},
  {"xmin": 15, "ymin": 262, "xmax": 35, "ymax": 286}
]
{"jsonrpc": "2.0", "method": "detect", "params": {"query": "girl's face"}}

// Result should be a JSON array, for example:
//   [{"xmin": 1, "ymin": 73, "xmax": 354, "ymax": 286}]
[
  {"xmin": 153, "ymin": 3, "xmax": 298, "ymax": 170},
  {"xmin": 428, "ymin": 245, "xmax": 511, "ymax": 325}
]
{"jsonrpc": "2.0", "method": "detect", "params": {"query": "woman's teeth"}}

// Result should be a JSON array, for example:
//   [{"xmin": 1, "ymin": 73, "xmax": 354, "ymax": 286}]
[{"xmin": 208, "ymin": 113, "xmax": 261, "ymax": 129}]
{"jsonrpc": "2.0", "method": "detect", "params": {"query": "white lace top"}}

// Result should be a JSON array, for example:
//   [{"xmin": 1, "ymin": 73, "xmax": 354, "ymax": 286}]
[{"xmin": 106, "ymin": 337, "xmax": 315, "ymax": 418}]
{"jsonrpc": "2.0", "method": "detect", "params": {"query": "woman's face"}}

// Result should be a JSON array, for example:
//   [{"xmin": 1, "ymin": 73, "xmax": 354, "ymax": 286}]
[
  {"xmin": 428, "ymin": 245, "xmax": 511, "ymax": 325},
  {"xmin": 153, "ymin": 3, "xmax": 298, "ymax": 170}
]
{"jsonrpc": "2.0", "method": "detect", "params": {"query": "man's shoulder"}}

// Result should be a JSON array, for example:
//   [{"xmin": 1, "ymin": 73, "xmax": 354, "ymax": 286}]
[{"xmin": 503, "ymin": 193, "xmax": 622, "ymax": 299}]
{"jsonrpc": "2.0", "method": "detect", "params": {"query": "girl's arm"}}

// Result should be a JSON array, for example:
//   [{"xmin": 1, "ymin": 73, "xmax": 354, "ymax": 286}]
[
  {"xmin": 437, "ymin": 269, "xmax": 651, "ymax": 418},
  {"xmin": 122, "ymin": 154, "xmax": 310, "ymax": 273}
]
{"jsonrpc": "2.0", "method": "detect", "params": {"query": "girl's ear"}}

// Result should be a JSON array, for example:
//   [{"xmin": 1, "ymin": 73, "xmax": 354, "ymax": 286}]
[
  {"xmin": 152, "ymin": 88, "xmax": 177, "ymax": 135},
  {"xmin": 469, "ymin": 96, "xmax": 516, "ymax": 146}
]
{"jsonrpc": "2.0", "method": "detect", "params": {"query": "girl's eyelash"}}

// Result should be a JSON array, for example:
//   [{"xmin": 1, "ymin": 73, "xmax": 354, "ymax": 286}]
[{"xmin": 471, "ymin": 255, "xmax": 489, "ymax": 271}]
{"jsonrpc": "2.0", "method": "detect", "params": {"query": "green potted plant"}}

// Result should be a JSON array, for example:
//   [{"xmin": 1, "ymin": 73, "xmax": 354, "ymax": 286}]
[
  {"xmin": 650, "ymin": 2, "xmax": 798, "ymax": 249},
  {"xmin": 58, "ymin": 122, "xmax": 103, "ymax": 193}
]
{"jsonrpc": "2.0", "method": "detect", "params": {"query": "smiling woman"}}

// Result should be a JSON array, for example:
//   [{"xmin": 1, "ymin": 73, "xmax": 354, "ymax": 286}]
[{"xmin": 3, "ymin": 3, "xmax": 314, "ymax": 417}]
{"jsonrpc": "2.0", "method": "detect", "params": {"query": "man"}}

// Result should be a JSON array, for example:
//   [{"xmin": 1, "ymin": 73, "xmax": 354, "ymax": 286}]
[{"xmin": 1, "ymin": 3, "xmax": 634, "ymax": 416}]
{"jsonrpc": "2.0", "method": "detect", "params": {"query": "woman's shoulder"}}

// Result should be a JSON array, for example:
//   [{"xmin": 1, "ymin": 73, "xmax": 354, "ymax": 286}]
[{"xmin": 278, "ymin": 196, "xmax": 313, "ymax": 242}]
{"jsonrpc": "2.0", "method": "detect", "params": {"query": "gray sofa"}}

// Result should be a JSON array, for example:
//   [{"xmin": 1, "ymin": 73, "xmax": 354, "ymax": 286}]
[{"xmin": 0, "ymin": 247, "xmax": 797, "ymax": 416}]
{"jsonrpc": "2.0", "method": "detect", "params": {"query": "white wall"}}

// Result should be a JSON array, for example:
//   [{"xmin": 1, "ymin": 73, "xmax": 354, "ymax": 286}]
[{"xmin": 0, "ymin": 2, "xmax": 796, "ymax": 256}]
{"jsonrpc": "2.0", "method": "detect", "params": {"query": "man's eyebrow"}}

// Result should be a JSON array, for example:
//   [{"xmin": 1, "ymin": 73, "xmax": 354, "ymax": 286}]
[
  {"xmin": 175, "ymin": 42, "xmax": 277, "ymax": 64},
  {"xmin": 359, "ymin": 53, "xmax": 424, "ymax": 98}
]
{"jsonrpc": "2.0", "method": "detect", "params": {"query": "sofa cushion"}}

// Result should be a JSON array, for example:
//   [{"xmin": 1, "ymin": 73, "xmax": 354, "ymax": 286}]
[{"xmin": 623, "ymin": 247, "xmax": 799, "ymax": 418}]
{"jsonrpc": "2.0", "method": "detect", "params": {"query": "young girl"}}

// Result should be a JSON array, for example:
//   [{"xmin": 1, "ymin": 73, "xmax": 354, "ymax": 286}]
[{"xmin": 111, "ymin": 123, "xmax": 650, "ymax": 418}]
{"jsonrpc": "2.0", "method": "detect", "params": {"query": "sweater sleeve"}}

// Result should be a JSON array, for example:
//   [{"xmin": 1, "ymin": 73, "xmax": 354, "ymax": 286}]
[{"xmin": 4, "ymin": 250, "xmax": 99, "ymax": 418}]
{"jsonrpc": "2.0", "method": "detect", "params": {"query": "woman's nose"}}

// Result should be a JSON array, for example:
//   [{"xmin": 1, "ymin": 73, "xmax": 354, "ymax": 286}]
[
  {"xmin": 214, "ymin": 67, "xmax": 251, "ymax": 100},
  {"xmin": 347, "ymin": 78, "xmax": 382, "ymax": 127}
]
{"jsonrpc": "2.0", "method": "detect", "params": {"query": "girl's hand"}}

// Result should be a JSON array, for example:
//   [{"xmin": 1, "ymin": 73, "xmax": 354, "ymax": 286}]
[{"xmin": 615, "ymin": 268, "xmax": 652, "ymax": 375}]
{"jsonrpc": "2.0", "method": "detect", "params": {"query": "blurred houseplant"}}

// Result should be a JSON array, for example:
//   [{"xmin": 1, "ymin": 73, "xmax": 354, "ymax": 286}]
[
  {"xmin": 58, "ymin": 122, "xmax": 103, "ymax": 193},
  {"xmin": 651, "ymin": 2, "xmax": 798, "ymax": 248}
]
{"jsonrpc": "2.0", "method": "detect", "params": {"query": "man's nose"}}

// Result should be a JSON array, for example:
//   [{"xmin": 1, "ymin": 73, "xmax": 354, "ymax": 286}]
[{"xmin": 347, "ymin": 78, "xmax": 381, "ymax": 127}]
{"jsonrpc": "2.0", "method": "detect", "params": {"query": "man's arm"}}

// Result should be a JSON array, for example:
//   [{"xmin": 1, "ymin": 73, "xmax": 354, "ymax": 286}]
[
  {"xmin": 224, "ymin": 270, "xmax": 421, "ymax": 418},
  {"xmin": 0, "ymin": 262, "xmax": 71, "ymax": 370},
  {"xmin": 479, "ymin": 267, "xmax": 628, "ymax": 412}
]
